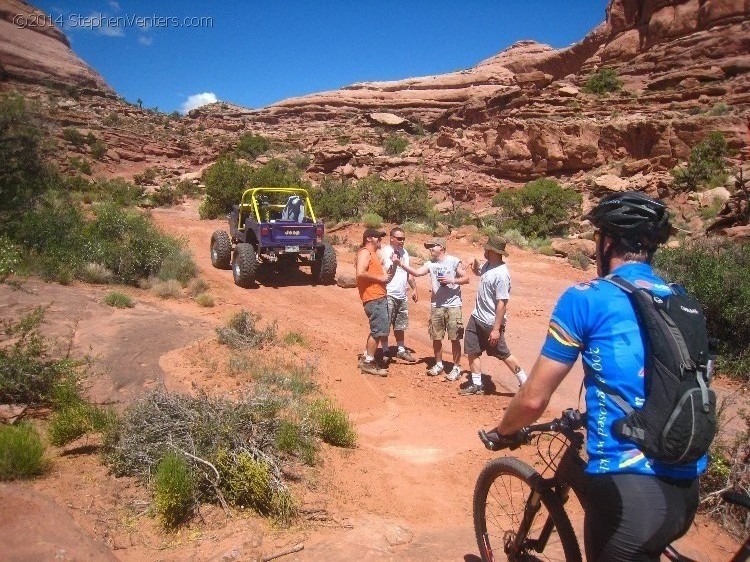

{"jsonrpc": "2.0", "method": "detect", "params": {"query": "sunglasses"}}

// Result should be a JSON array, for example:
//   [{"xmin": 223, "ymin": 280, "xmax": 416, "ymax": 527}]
[{"xmin": 392, "ymin": 236, "xmax": 405, "ymax": 241}]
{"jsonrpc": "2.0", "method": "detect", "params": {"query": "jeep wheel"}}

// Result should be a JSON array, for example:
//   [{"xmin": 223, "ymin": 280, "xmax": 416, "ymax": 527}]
[
  {"xmin": 210, "ymin": 230, "xmax": 232, "ymax": 270},
  {"xmin": 232, "ymin": 243, "xmax": 258, "ymax": 287},
  {"xmin": 312, "ymin": 243, "xmax": 337, "ymax": 285}
]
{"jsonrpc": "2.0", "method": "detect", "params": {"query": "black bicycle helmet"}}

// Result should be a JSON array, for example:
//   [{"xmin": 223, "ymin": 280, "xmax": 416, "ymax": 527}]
[{"xmin": 585, "ymin": 191, "xmax": 671, "ymax": 248}]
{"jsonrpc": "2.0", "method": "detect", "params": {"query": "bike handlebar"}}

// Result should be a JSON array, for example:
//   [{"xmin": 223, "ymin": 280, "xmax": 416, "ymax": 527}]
[{"xmin": 479, "ymin": 409, "xmax": 586, "ymax": 451}]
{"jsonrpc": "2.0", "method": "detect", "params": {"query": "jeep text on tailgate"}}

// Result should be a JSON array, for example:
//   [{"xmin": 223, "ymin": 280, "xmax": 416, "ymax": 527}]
[{"xmin": 210, "ymin": 187, "xmax": 337, "ymax": 287}]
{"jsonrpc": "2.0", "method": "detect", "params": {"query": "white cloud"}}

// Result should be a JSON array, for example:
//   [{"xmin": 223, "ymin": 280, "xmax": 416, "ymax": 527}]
[
  {"xmin": 180, "ymin": 92, "xmax": 218, "ymax": 114},
  {"xmin": 138, "ymin": 35, "xmax": 153, "ymax": 46},
  {"xmin": 108, "ymin": 1, "xmax": 120, "ymax": 11}
]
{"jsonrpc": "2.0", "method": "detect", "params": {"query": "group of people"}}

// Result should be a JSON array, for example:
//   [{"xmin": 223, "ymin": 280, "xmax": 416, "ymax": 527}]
[
  {"xmin": 356, "ymin": 191, "xmax": 708, "ymax": 561},
  {"xmin": 355, "ymin": 225, "xmax": 527, "ymax": 395}
]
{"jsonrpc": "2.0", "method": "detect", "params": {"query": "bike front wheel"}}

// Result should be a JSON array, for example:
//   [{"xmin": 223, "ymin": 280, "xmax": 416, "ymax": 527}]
[{"xmin": 473, "ymin": 457, "xmax": 581, "ymax": 562}]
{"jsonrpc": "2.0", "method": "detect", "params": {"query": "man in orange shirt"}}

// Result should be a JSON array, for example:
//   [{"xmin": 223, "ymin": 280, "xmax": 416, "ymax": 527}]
[{"xmin": 356, "ymin": 228, "xmax": 396, "ymax": 376}]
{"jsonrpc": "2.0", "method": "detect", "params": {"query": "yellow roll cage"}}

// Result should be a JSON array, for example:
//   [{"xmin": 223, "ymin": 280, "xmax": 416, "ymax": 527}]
[{"xmin": 236, "ymin": 187, "xmax": 317, "ymax": 231}]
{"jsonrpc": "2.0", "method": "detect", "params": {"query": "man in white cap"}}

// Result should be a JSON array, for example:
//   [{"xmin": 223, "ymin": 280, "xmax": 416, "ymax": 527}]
[
  {"xmin": 459, "ymin": 235, "xmax": 527, "ymax": 395},
  {"xmin": 391, "ymin": 237, "xmax": 469, "ymax": 381}
]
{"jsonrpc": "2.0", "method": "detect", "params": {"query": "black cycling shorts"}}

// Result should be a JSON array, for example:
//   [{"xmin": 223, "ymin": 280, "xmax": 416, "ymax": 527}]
[{"xmin": 584, "ymin": 472, "xmax": 699, "ymax": 562}]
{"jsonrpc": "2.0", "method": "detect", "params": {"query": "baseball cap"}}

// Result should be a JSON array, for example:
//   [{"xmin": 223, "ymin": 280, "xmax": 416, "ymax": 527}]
[{"xmin": 424, "ymin": 237, "xmax": 447, "ymax": 249}]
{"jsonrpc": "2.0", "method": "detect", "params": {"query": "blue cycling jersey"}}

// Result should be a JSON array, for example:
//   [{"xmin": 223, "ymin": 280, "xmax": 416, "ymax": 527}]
[{"xmin": 541, "ymin": 262, "xmax": 707, "ymax": 478}]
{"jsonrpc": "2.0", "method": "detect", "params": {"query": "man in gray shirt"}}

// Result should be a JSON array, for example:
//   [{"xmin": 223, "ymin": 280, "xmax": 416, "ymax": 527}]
[
  {"xmin": 460, "ymin": 236, "xmax": 527, "ymax": 395},
  {"xmin": 392, "ymin": 237, "xmax": 469, "ymax": 381}
]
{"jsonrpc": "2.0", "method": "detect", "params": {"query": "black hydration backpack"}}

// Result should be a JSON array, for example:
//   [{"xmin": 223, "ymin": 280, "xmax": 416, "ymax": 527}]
[{"xmin": 593, "ymin": 275, "xmax": 717, "ymax": 464}]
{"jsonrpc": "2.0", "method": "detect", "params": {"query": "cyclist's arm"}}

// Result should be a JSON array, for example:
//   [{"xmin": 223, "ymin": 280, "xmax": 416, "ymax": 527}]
[{"xmin": 495, "ymin": 356, "xmax": 573, "ymax": 435}]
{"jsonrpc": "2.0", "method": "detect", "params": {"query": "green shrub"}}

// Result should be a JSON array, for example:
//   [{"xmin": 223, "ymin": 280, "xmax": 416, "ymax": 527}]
[
  {"xmin": 133, "ymin": 166, "xmax": 158, "ymax": 186},
  {"xmin": 236, "ymin": 133, "xmax": 271, "ymax": 160},
  {"xmin": 311, "ymin": 177, "xmax": 361, "ymax": 222},
  {"xmin": 200, "ymin": 158, "xmax": 309, "ymax": 219},
  {"xmin": 103, "ymin": 291, "xmax": 134, "ymax": 308},
  {"xmin": 216, "ymin": 309, "xmax": 277, "ymax": 349},
  {"xmin": 62, "ymin": 128, "xmax": 86, "ymax": 147},
  {"xmin": 89, "ymin": 140, "xmax": 107, "ymax": 161},
  {"xmin": 69, "ymin": 157, "xmax": 92, "ymax": 175},
  {"xmin": 214, "ymin": 448, "xmax": 273, "ymax": 514},
  {"xmin": 309, "ymin": 399, "xmax": 356, "ymax": 448},
  {"xmin": 0, "ymin": 308, "xmax": 83, "ymax": 406},
  {"xmin": 84, "ymin": 178, "xmax": 145, "ymax": 206},
  {"xmin": 402, "ymin": 221, "xmax": 432, "ymax": 234},
  {"xmin": 283, "ymin": 331, "xmax": 307, "ymax": 346},
  {"xmin": 156, "ymin": 248, "xmax": 197, "ymax": 284},
  {"xmin": 359, "ymin": 176, "xmax": 431, "ymax": 224},
  {"xmin": 383, "ymin": 134, "xmax": 408, "ymax": 155},
  {"xmin": 256, "ymin": 361, "xmax": 317, "ymax": 397},
  {"xmin": 153, "ymin": 451, "xmax": 195, "ymax": 529},
  {"xmin": 79, "ymin": 263, "xmax": 112, "ymax": 284},
  {"xmin": 0, "ymin": 423, "xmax": 49, "ymax": 480},
  {"xmin": 707, "ymin": 102, "xmax": 730, "ymax": 116},
  {"xmin": 491, "ymin": 179, "xmax": 581, "ymax": 238},
  {"xmin": 174, "ymin": 179, "xmax": 202, "ymax": 199},
  {"xmin": 671, "ymin": 132, "xmax": 728, "ymax": 192},
  {"xmin": 195, "ymin": 293, "xmax": 215, "ymax": 307},
  {"xmin": 151, "ymin": 279, "xmax": 183, "ymax": 299},
  {"xmin": 275, "ymin": 420, "xmax": 316, "ymax": 465},
  {"xmin": 103, "ymin": 112, "xmax": 121, "ymax": 127},
  {"xmin": 48, "ymin": 402, "xmax": 115, "ymax": 446},
  {"xmin": 582, "ymin": 68, "xmax": 623, "ymax": 95},
  {"xmin": 0, "ymin": 235, "xmax": 21, "ymax": 282},
  {"xmin": 362, "ymin": 213, "xmax": 383, "ymax": 228},
  {"xmin": 654, "ymin": 239, "xmax": 750, "ymax": 381},
  {"xmin": 150, "ymin": 185, "xmax": 181, "ymax": 207}
]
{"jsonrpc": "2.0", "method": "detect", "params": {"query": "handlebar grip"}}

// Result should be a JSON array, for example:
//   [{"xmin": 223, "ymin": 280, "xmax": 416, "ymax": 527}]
[{"xmin": 478, "ymin": 429, "xmax": 526, "ymax": 451}]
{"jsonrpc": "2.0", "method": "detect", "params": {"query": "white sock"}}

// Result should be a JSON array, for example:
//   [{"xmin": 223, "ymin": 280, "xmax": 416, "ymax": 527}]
[
  {"xmin": 434, "ymin": 361, "xmax": 443, "ymax": 370},
  {"xmin": 364, "ymin": 355, "xmax": 374, "ymax": 363},
  {"xmin": 516, "ymin": 368, "xmax": 528, "ymax": 386},
  {"xmin": 397, "ymin": 341, "xmax": 405, "ymax": 352},
  {"xmin": 472, "ymin": 372, "xmax": 482, "ymax": 386}
]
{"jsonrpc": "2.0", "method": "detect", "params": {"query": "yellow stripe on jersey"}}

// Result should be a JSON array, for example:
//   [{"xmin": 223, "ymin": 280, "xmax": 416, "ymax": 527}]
[{"xmin": 548, "ymin": 321, "xmax": 582, "ymax": 348}]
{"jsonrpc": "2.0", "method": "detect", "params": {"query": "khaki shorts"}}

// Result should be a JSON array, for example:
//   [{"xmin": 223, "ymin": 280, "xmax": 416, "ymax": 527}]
[
  {"xmin": 387, "ymin": 295, "xmax": 409, "ymax": 331},
  {"xmin": 428, "ymin": 306, "xmax": 463, "ymax": 341}
]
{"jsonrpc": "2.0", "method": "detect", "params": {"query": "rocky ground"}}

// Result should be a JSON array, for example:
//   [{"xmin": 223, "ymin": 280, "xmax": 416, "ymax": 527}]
[{"xmin": 0, "ymin": 199, "xmax": 746, "ymax": 561}]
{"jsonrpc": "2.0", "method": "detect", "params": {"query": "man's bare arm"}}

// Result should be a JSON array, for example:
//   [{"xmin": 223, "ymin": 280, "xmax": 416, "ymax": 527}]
[
  {"xmin": 496, "ymin": 356, "xmax": 574, "ymax": 435},
  {"xmin": 356, "ymin": 249, "xmax": 391, "ymax": 283}
]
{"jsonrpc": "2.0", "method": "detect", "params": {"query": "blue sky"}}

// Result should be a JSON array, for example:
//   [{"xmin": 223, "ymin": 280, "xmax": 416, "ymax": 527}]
[{"xmin": 35, "ymin": 1, "xmax": 609, "ymax": 113}]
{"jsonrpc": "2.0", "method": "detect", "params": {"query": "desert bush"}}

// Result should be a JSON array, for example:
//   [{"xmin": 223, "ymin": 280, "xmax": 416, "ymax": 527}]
[
  {"xmin": 0, "ymin": 308, "xmax": 83, "ymax": 406},
  {"xmin": 491, "ymin": 179, "xmax": 581, "ymax": 238},
  {"xmin": 402, "ymin": 221, "xmax": 432, "ymax": 234},
  {"xmin": 89, "ymin": 140, "xmax": 107, "ymax": 161},
  {"xmin": 538, "ymin": 244, "xmax": 556, "ymax": 256},
  {"xmin": 383, "ymin": 134, "xmax": 408, "ymax": 155},
  {"xmin": 133, "ymin": 166, "xmax": 158, "ymax": 186},
  {"xmin": 103, "ymin": 291, "xmax": 134, "ymax": 308},
  {"xmin": 151, "ymin": 279, "xmax": 183, "ymax": 299},
  {"xmin": 236, "ymin": 133, "xmax": 271, "ymax": 160},
  {"xmin": 48, "ymin": 402, "xmax": 115, "ymax": 446},
  {"xmin": 195, "ymin": 293, "xmax": 215, "ymax": 307},
  {"xmin": 84, "ymin": 177, "xmax": 145, "ymax": 207},
  {"xmin": 187, "ymin": 278, "xmax": 209, "ymax": 297},
  {"xmin": 275, "ymin": 420, "xmax": 316, "ymax": 465},
  {"xmin": 362, "ymin": 213, "xmax": 383, "ymax": 228},
  {"xmin": 582, "ymin": 68, "xmax": 623, "ymax": 95},
  {"xmin": 359, "ymin": 176, "xmax": 431, "ymax": 224},
  {"xmin": 227, "ymin": 354, "xmax": 250, "ymax": 376},
  {"xmin": 0, "ymin": 423, "xmax": 49, "ymax": 480},
  {"xmin": 200, "ymin": 158, "xmax": 309, "ymax": 219},
  {"xmin": 156, "ymin": 248, "xmax": 197, "ymax": 284},
  {"xmin": 288, "ymin": 151, "xmax": 310, "ymax": 171},
  {"xmin": 0, "ymin": 235, "xmax": 22, "ymax": 282},
  {"xmin": 707, "ymin": 102, "xmax": 730, "ymax": 116},
  {"xmin": 309, "ymin": 399, "xmax": 356, "ymax": 448},
  {"xmin": 62, "ymin": 128, "xmax": 86, "ymax": 147},
  {"xmin": 567, "ymin": 251, "xmax": 591, "ymax": 270},
  {"xmin": 255, "ymin": 360, "xmax": 317, "ymax": 397},
  {"xmin": 153, "ymin": 451, "xmax": 195, "ymax": 529},
  {"xmin": 671, "ymin": 132, "xmax": 728, "ymax": 192},
  {"xmin": 654, "ymin": 238, "xmax": 750, "ymax": 381},
  {"xmin": 214, "ymin": 448, "xmax": 279, "ymax": 515},
  {"xmin": 80, "ymin": 263, "xmax": 113, "ymax": 284},
  {"xmin": 174, "ymin": 179, "xmax": 202, "ymax": 199},
  {"xmin": 282, "ymin": 331, "xmax": 307, "ymax": 346},
  {"xmin": 103, "ymin": 112, "xmax": 121, "ymax": 126},
  {"xmin": 68, "ymin": 156, "xmax": 92, "ymax": 175},
  {"xmin": 310, "ymin": 177, "xmax": 361, "ymax": 222},
  {"xmin": 216, "ymin": 310, "xmax": 277, "ymax": 350},
  {"xmin": 149, "ymin": 184, "xmax": 181, "ymax": 207}
]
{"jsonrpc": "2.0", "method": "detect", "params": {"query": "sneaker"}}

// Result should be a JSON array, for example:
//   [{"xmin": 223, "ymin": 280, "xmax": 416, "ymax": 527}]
[
  {"xmin": 360, "ymin": 360, "xmax": 388, "ymax": 377},
  {"xmin": 426, "ymin": 363, "xmax": 444, "ymax": 377},
  {"xmin": 445, "ymin": 366, "xmax": 462, "ymax": 382},
  {"xmin": 396, "ymin": 349, "xmax": 417, "ymax": 363},
  {"xmin": 459, "ymin": 383, "xmax": 486, "ymax": 396}
]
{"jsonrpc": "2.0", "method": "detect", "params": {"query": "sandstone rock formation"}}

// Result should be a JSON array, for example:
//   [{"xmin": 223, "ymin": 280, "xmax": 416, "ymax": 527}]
[{"xmin": 0, "ymin": 0, "xmax": 747, "ymax": 233}]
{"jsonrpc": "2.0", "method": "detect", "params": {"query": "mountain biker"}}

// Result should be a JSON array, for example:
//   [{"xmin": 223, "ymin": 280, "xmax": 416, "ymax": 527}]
[{"xmin": 487, "ymin": 191, "xmax": 706, "ymax": 562}]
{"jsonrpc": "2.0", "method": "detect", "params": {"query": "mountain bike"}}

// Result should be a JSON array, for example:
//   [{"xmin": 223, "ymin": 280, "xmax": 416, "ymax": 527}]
[{"xmin": 475, "ymin": 409, "xmax": 750, "ymax": 562}]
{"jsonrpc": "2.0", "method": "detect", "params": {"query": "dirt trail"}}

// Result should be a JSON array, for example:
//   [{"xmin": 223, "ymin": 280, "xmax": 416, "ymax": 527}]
[{"xmin": 0, "ymin": 200, "xmax": 744, "ymax": 561}]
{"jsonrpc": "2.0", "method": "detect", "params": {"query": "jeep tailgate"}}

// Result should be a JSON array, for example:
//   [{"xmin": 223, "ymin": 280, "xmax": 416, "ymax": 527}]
[{"xmin": 267, "ymin": 223, "xmax": 318, "ymax": 249}]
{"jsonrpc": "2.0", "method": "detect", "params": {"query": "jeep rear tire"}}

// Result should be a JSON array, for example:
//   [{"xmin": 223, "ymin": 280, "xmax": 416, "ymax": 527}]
[
  {"xmin": 210, "ymin": 230, "xmax": 232, "ymax": 270},
  {"xmin": 312, "ymin": 243, "xmax": 337, "ymax": 285},
  {"xmin": 232, "ymin": 243, "xmax": 258, "ymax": 287}
]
